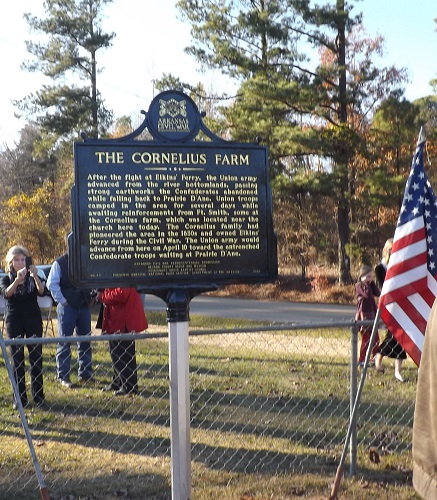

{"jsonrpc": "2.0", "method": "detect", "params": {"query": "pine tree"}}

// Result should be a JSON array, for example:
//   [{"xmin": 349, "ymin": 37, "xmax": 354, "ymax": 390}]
[
  {"xmin": 177, "ymin": 0, "xmax": 407, "ymax": 282},
  {"xmin": 15, "ymin": 0, "xmax": 115, "ymax": 139}
]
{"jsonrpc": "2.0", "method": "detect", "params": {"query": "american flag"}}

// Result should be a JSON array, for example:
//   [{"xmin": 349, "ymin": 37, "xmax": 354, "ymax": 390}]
[{"xmin": 378, "ymin": 138, "xmax": 437, "ymax": 366}]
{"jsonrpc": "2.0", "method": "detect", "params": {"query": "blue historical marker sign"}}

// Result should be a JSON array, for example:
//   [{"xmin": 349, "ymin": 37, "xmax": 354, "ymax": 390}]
[{"xmin": 69, "ymin": 90, "xmax": 277, "ymax": 288}]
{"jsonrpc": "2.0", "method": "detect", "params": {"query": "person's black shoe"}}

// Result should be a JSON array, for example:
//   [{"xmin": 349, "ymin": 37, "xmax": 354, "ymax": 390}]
[
  {"xmin": 13, "ymin": 400, "xmax": 28, "ymax": 410},
  {"xmin": 113, "ymin": 388, "xmax": 138, "ymax": 396},
  {"xmin": 113, "ymin": 388, "xmax": 128, "ymax": 396},
  {"xmin": 102, "ymin": 384, "xmax": 120, "ymax": 392}
]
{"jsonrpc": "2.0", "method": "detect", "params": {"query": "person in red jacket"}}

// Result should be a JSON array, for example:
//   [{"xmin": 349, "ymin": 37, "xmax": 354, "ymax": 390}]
[{"xmin": 97, "ymin": 288, "xmax": 148, "ymax": 395}]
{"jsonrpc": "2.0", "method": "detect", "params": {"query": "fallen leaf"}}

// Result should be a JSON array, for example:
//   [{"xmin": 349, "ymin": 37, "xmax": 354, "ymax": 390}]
[{"xmin": 369, "ymin": 447, "xmax": 380, "ymax": 464}]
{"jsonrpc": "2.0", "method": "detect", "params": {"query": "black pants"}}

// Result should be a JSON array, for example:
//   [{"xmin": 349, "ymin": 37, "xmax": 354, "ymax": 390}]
[
  {"xmin": 108, "ymin": 339, "xmax": 138, "ymax": 393},
  {"xmin": 6, "ymin": 311, "xmax": 44, "ymax": 405}
]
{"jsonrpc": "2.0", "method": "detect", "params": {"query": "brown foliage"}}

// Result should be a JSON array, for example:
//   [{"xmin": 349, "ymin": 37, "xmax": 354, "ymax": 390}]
[{"xmin": 212, "ymin": 270, "xmax": 354, "ymax": 305}]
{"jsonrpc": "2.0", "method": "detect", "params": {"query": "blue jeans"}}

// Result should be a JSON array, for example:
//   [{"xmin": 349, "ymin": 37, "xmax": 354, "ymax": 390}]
[{"xmin": 56, "ymin": 303, "xmax": 92, "ymax": 381}]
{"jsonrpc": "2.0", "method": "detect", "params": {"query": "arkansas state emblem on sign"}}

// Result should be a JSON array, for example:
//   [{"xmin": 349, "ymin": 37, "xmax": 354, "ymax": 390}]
[
  {"xmin": 147, "ymin": 91, "xmax": 200, "ymax": 142},
  {"xmin": 158, "ymin": 98, "xmax": 189, "ymax": 133}
]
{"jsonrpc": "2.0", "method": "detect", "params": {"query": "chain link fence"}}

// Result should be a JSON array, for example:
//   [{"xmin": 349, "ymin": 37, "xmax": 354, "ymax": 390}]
[{"xmin": 0, "ymin": 317, "xmax": 416, "ymax": 499}]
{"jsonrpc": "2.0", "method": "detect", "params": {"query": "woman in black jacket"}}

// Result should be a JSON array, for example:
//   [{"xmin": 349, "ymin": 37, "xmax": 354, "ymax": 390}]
[{"xmin": 0, "ymin": 245, "xmax": 46, "ymax": 407}]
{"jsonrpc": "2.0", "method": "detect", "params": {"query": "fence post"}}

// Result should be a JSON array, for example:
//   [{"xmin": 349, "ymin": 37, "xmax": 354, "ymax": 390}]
[
  {"xmin": 349, "ymin": 323, "xmax": 358, "ymax": 475},
  {"xmin": 0, "ymin": 336, "xmax": 50, "ymax": 499}
]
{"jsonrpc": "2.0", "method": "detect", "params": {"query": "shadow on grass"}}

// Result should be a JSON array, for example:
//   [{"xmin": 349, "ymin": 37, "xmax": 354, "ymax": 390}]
[
  {"xmin": 0, "ymin": 470, "xmax": 172, "ymax": 500},
  {"xmin": 0, "ymin": 338, "xmax": 415, "ymax": 499}
]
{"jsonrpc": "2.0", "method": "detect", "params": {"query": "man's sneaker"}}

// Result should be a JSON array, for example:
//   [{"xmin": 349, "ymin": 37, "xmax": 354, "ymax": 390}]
[{"xmin": 59, "ymin": 379, "xmax": 73, "ymax": 389}]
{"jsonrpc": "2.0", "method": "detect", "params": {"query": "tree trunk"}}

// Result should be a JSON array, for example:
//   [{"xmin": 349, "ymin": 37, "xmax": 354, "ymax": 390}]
[
  {"xmin": 336, "ymin": 0, "xmax": 352, "ymax": 284},
  {"xmin": 337, "ymin": 190, "xmax": 351, "ymax": 284},
  {"xmin": 91, "ymin": 49, "xmax": 98, "ymax": 138}
]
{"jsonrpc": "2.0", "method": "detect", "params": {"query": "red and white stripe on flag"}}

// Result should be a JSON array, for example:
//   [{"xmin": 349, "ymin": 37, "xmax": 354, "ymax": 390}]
[{"xmin": 379, "ymin": 216, "xmax": 437, "ymax": 366}]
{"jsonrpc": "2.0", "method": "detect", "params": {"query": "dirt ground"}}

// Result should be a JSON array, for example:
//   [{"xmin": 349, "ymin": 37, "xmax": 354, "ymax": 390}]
[
  {"xmin": 209, "ymin": 272, "xmax": 355, "ymax": 305},
  {"xmin": 187, "ymin": 330, "xmax": 352, "ymax": 357}
]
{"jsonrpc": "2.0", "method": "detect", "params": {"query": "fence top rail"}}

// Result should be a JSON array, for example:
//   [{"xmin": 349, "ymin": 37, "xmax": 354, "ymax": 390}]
[
  {"xmin": 1, "ymin": 332, "xmax": 165, "ymax": 345},
  {"xmin": 0, "ymin": 319, "xmax": 379, "ymax": 345}
]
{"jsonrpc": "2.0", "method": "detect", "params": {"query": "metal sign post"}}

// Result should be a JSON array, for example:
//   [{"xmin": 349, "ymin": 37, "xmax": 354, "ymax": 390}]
[
  {"xmin": 167, "ymin": 289, "xmax": 191, "ymax": 500},
  {"xmin": 169, "ymin": 320, "xmax": 190, "ymax": 500},
  {"xmin": 156, "ymin": 286, "xmax": 216, "ymax": 500},
  {"xmin": 169, "ymin": 321, "xmax": 191, "ymax": 500}
]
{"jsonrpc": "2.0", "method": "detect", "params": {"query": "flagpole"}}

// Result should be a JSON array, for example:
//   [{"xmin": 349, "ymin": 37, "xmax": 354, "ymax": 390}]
[
  {"xmin": 417, "ymin": 126, "xmax": 425, "ymax": 145},
  {"xmin": 329, "ymin": 309, "xmax": 381, "ymax": 499}
]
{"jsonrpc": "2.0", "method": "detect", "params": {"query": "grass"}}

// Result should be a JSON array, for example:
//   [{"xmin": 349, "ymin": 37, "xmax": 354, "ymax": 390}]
[{"xmin": 0, "ymin": 311, "xmax": 419, "ymax": 499}]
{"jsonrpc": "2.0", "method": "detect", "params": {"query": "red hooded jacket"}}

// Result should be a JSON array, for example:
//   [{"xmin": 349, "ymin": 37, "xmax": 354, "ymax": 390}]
[{"xmin": 99, "ymin": 288, "xmax": 148, "ymax": 334}]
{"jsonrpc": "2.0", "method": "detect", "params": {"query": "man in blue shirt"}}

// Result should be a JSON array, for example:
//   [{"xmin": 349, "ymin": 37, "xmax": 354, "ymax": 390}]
[{"xmin": 47, "ymin": 253, "xmax": 93, "ymax": 388}]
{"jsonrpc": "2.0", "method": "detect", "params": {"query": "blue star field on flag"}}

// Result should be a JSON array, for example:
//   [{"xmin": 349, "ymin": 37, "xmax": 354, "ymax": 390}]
[{"xmin": 398, "ymin": 141, "xmax": 437, "ymax": 277}]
